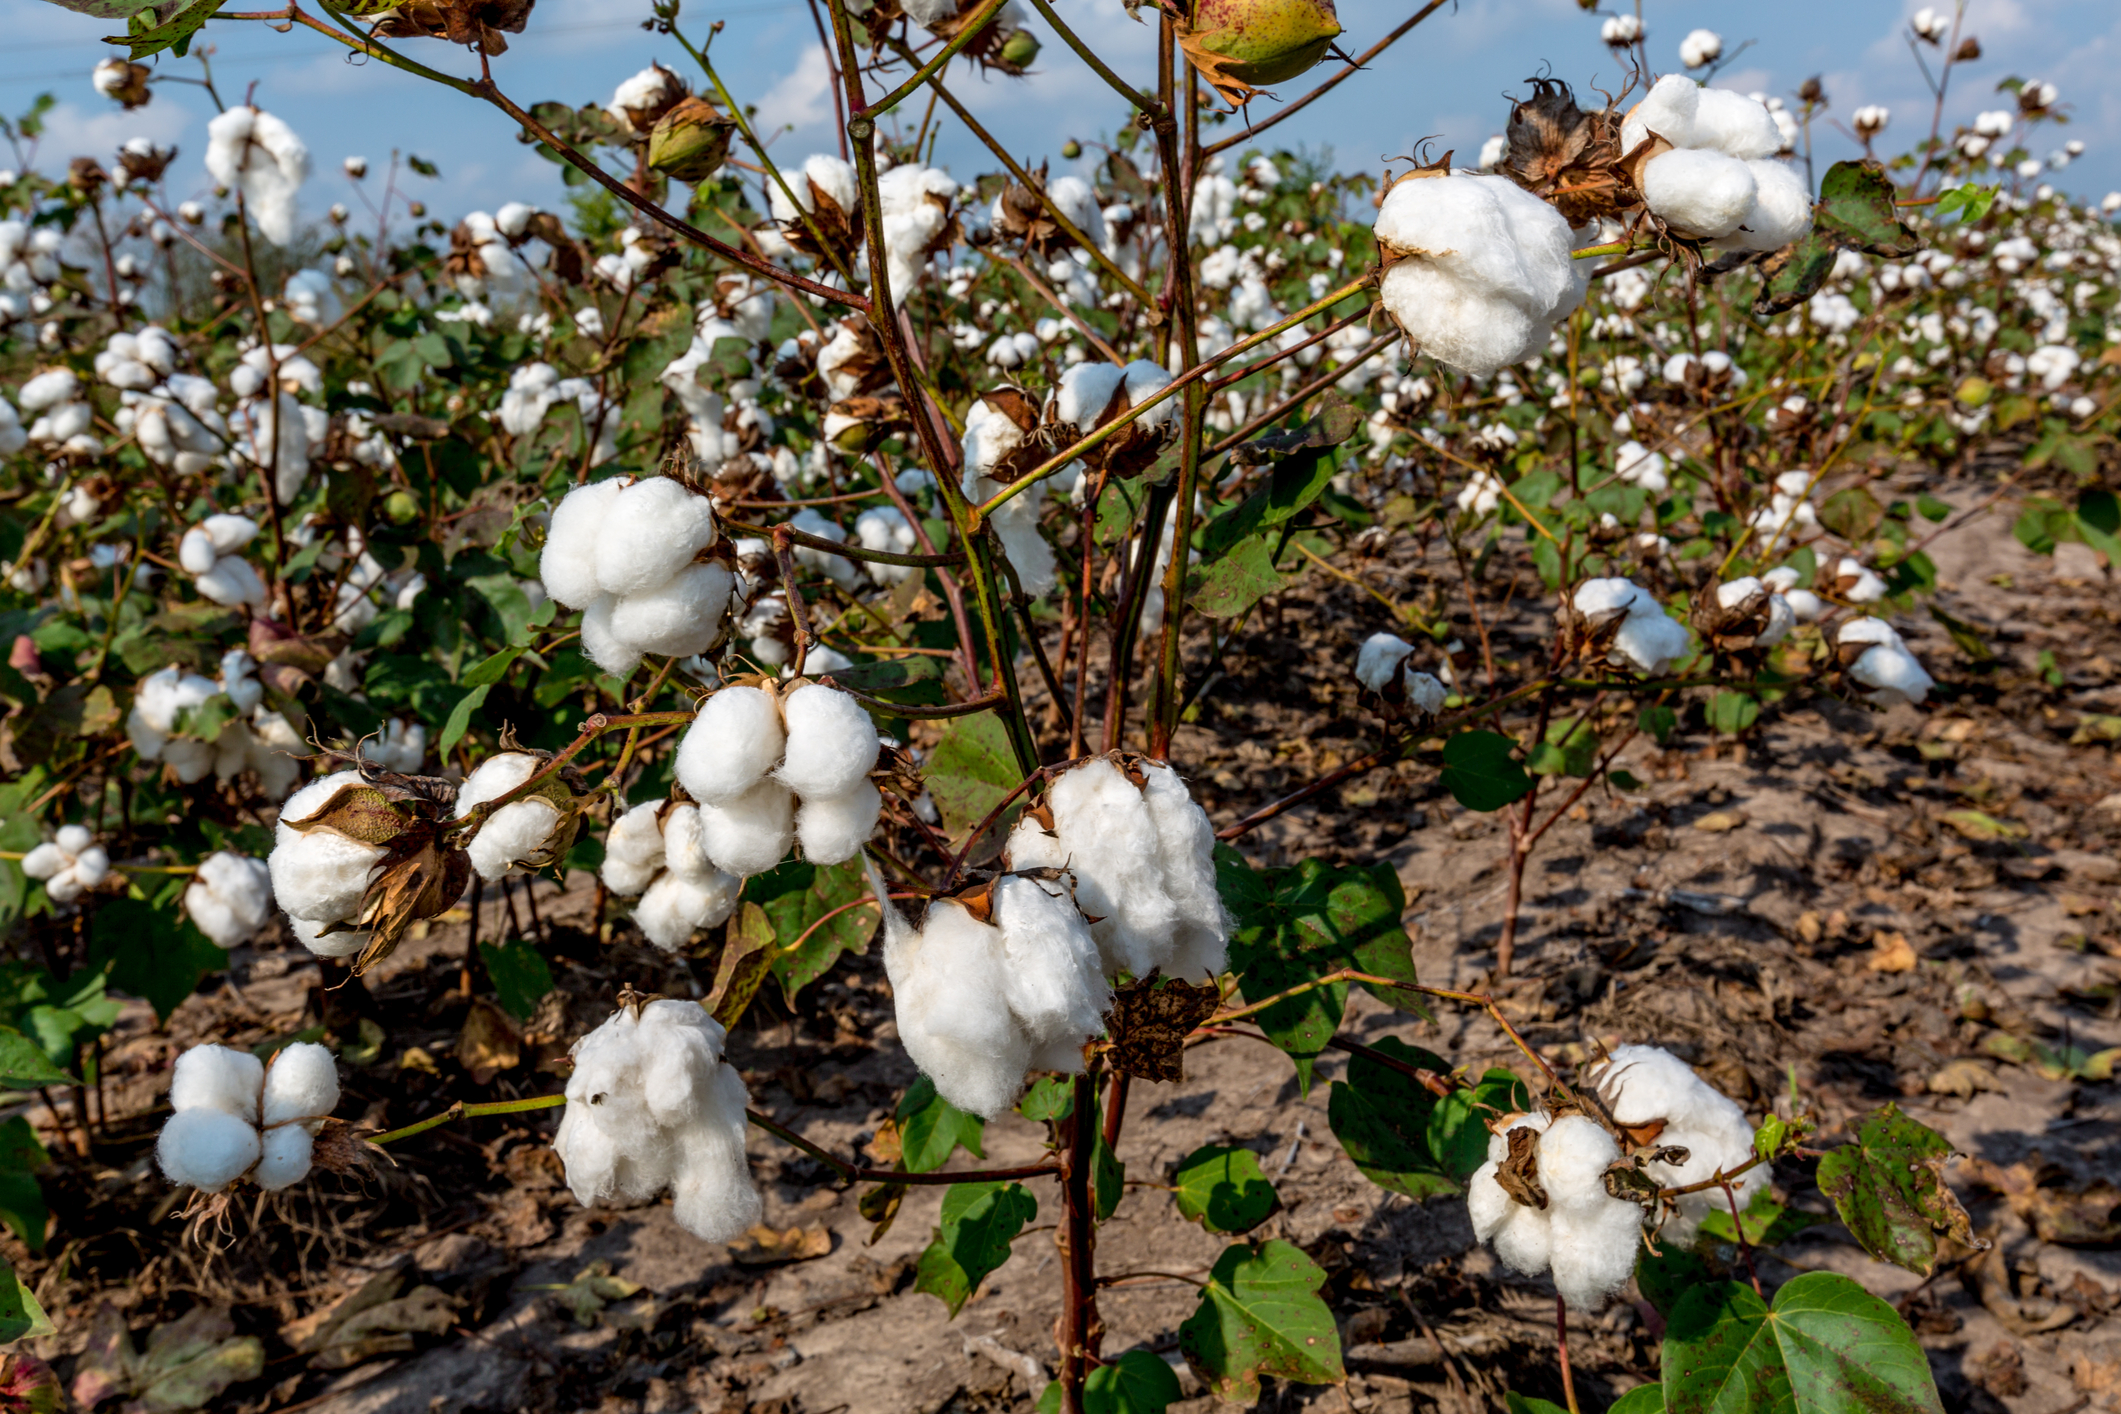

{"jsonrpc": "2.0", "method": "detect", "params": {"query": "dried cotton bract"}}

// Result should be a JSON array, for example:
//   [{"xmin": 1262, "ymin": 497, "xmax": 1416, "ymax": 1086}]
[
  {"xmin": 1004, "ymin": 757, "xmax": 1229, "ymax": 983},
  {"xmin": 1466, "ymin": 1112, "xmax": 1645, "ymax": 1309},
  {"xmin": 1374, "ymin": 172, "xmax": 1590, "ymax": 377},
  {"xmin": 157, "ymin": 1041, "xmax": 339, "ymax": 1192},
  {"xmin": 539, "ymin": 476, "xmax": 730, "ymax": 678},
  {"xmin": 1591, "ymin": 1044, "xmax": 1765, "ymax": 1241},
  {"xmin": 552, "ymin": 1001, "xmax": 761, "ymax": 1242}
]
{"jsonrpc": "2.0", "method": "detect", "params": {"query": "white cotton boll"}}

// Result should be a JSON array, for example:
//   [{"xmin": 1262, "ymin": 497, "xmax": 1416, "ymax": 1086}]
[
  {"xmin": 1016, "ymin": 759, "xmax": 1177, "ymax": 979},
  {"xmin": 1355, "ymin": 632, "xmax": 1415, "ymax": 691},
  {"xmin": 204, "ymin": 107, "xmax": 311, "ymax": 247},
  {"xmin": 1122, "ymin": 360, "xmax": 1176, "ymax": 433},
  {"xmin": 1468, "ymin": 1113, "xmax": 1552, "ymax": 1276},
  {"xmin": 271, "ymin": 769, "xmax": 388, "ymax": 926},
  {"xmin": 1572, "ymin": 577, "xmax": 1642, "ymax": 628},
  {"xmin": 602, "ymin": 802, "xmax": 667, "ymax": 896},
  {"xmin": 252, "ymin": 1124, "xmax": 313, "ymax": 1190},
  {"xmin": 1678, "ymin": 28, "xmax": 1722, "ymax": 69},
  {"xmin": 635, "ymin": 870, "xmax": 741, "ymax": 950},
  {"xmin": 1539, "ymin": 1114, "xmax": 1622, "ymax": 1213},
  {"xmin": 578, "ymin": 596, "xmax": 641, "ymax": 679},
  {"xmin": 1640, "ymin": 148, "xmax": 1758, "ymax": 240},
  {"xmin": 184, "ymin": 851, "xmax": 273, "ymax": 948},
  {"xmin": 775, "ymin": 684, "xmax": 878, "ymax": 800},
  {"xmin": 1055, "ymin": 362, "xmax": 1125, "ymax": 431},
  {"xmin": 1719, "ymin": 160, "xmax": 1813, "ymax": 252},
  {"xmin": 661, "ymin": 804, "xmax": 718, "ymax": 882},
  {"xmin": 179, "ymin": 528, "xmax": 219, "ymax": 575},
  {"xmin": 1406, "ymin": 671, "xmax": 1448, "ymax": 714},
  {"xmin": 194, "ymin": 556, "xmax": 268, "ymax": 609},
  {"xmin": 457, "ymin": 754, "xmax": 564, "ymax": 880},
  {"xmin": 993, "ymin": 874, "xmax": 1110, "ymax": 1073},
  {"xmin": 1047, "ymin": 175, "xmax": 1108, "ymax": 249},
  {"xmin": 170, "ymin": 1043, "xmax": 265, "ymax": 1122},
  {"xmin": 698, "ymin": 777, "xmax": 795, "ymax": 877},
  {"xmin": 1622, "ymin": 74, "xmax": 1700, "ymax": 153},
  {"xmin": 1838, "ymin": 556, "xmax": 1887, "ymax": 603},
  {"xmin": 17, "ymin": 369, "xmax": 78, "ymax": 411},
  {"xmin": 993, "ymin": 511, "xmax": 1058, "ymax": 599},
  {"xmin": 541, "ymin": 477, "xmax": 628, "ymax": 610},
  {"xmin": 1757, "ymin": 595, "xmax": 1796, "ymax": 646},
  {"xmin": 292, "ymin": 914, "xmax": 369, "ymax": 959},
  {"xmin": 1550, "ymin": 1193, "xmax": 1645, "ymax": 1309},
  {"xmin": 676, "ymin": 686, "xmax": 786, "ymax": 805},
  {"xmin": 1717, "ymin": 577, "xmax": 1764, "ymax": 610},
  {"xmin": 1691, "ymin": 89, "xmax": 1782, "ymax": 160},
  {"xmin": 1840, "ymin": 618, "xmax": 1933, "ymax": 705},
  {"xmin": 797, "ymin": 779, "xmax": 882, "ymax": 865},
  {"xmin": 261, "ymin": 1041, "xmax": 339, "ymax": 1128},
  {"xmin": 595, "ymin": 477, "xmax": 718, "ymax": 598},
  {"xmin": 1141, "ymin": 769, "xmax": 1229, "ymax": 981},
  {"xmin": 157, "ymin": 1108, "xmax": 263, "ymax": 1192},
  {"xmin": 608, "ymin": 562, "xmax": 733, "ymax": 658},
  {"xmin": 879, "ymin": 889, "xmax": 1034, "ymax": 1118},
  {"xmin": 1611, "ymin": 598, "xmax": 1693, "ymax": 675},
  {"xmin": 668, "ymin": 1071, "xmax": 763, "ymax": 1241}
]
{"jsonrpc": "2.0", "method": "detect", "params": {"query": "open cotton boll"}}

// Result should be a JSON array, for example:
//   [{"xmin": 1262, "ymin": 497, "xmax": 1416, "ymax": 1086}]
[
  {"xmin": 171, "ymin": 1043, "xmax": 266, "ymax": 1122},
  {"xmin": 1122, "ymin": 361, "xmax": 1176, "ymax": 434},
  {"xmin": 271, "ymin": 769, "xmax": 389, "ymax": 930},
  {"xmin": 1640, "ymin": 148, "xmax": 1758, "ymax": 239},
  {"xmin": 184, "ymin": 851, "xmax": 274, "ymax": 948},
  {"xmin": 1621, "ymin": 74, "xmax": 1701, "ymax": 153},
  {"xmin": 157, "ymin": 1108, "xmax": 263, "ymax": 1192},
  {"xmin": 261, "ymin": 1041, "xmax": 340, "ymax": 1129},
  {"xmin": 1467, "ymin": 1113, "xmax": 1553, "ymax": 1278},
  {"xmin": 1141, "ymin": 763, "xmax": 1230, "ymax": 979},
  {"xmin": 994, "ymin": 874, "xmax": 1111, "ymax": 1073},
  {"xmin": 602, "ymin": 803, "xmax": 667, "ymax": 896},
  {"xmin": 1611, "ymin": 597, "xmax": 1693, "ymax": 675},
  {"xmin": 253, "ymin": 1124, "xmax": 314, "ymax": 1190},
  {"xmin": 875, "ymin": 880, "xmax": 1034, "ymax": 1118},
  {"xmin": 205, "ymin": 107, "xmax": 310, "ymax": 247},
  {"xmin": 1839, "ymin": 618, "xmax": 1934, "ymax": 706},
  {"xmin": 292, "ymin": 915, "xmax": 370, "ymax": 959},
  {"xmin": 1355, "ymin": 632, "xmax": 1416, "ymax": 692},
  {"xmin": 698, "ymin": 777, "xmax": 795, "ymax": 877},
  {"xmin": 1550, "ymin": 1189, "xmax": 1646, "ymax": 1309},
  {"xmin": 797, "ymin": 779, "xmax": 882, "ymax": 866},
  {"xmin": 1055, "ymin": 362, "xmax": 1125, "ymax": 432},
  {"xmin": 635, "ymin": 869, "xmax": 742, "ymax": 950},
  {"xmin": 1407, "ymin": 671, "xmax": 1448, "ymax": 715},
  {"xmin": 676, "ymin": 686, "xmax": 786, "ymax": 805},
  {"xmin": 775, "ymin": 684, "xmax": 879, "ymax": 799},
  {"xmin": 1691, "ymin": 89, "xmax": 1783, "ymax": 161},
  {"xmin": 660, "ymin": 804, "xmax": 719, "ymax": 882},
  {"xmin": 456, "ymin": 753, "xmax": 567, "ymax": 880},
  {"xmin": 595, "ymin": 477, "xmax": 718, "ymax": 599},
  {"xmin": 541, "ymin": 478, "xmax": 628, "ymax": 610},
  {"xmin": 578, "ymin": 597, "xmax": 640, "ymax": 678},
  {"xmin": 1007, "ymin": 759, "xmax": 1178, "ymax": 980},
  {"xmin": 608, "ymin": 563, "xmax": 733, "ymax": 658},
  {"xmin": 1572, "ymin": 577, "xmax": 1642, "ymax": 628}
]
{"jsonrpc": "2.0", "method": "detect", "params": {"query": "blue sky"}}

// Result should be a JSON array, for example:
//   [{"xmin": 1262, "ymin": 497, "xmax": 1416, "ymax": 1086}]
[{"xmin": 3, "ymin": 0, "xmax": 2118, "ymax": 226}]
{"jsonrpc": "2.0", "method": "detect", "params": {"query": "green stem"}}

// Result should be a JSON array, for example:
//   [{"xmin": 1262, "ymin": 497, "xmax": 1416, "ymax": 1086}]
[
  {"xmin": 860, "ymin": 0, "xmax": 1015, "ymax": 115},
  {"xmin": 367, "ymin": 1093, "xmax": 566, "ymax": 1147}
]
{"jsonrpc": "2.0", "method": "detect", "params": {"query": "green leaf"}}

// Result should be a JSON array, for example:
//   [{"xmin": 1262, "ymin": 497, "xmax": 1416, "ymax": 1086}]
[
  {"xmin": 1817, "ymin": 486, "xmax": 1884, "ymax": 544},
  {"xmin": 0, "ymin": 1117, "xmax": 48, "ymax": 1252},
  {"xmin": 89, "ymin": 899, "xmax": 226, "ymax": 1024},
  {"xmin": 742, "ymin": 858, "xmax": 876, "ymax": 1005},
  {"xmin": 1914, "ymin": 493, "xmax": 1954, "ymax": 524},
  {"xmin": 1706, "ymin": 691, "xmax": 1760, "ymax": 736},
  {"xmin": 1440, "ymin": 731, "xmax": 1533, "ymax": 812},
  {"xmin": 407, "ymin": 153, "xmax": 440, "ymax": 178},
  {"xmin": 114, "ymin": 0, "xmax": 224, "ymax": 59},
  {"xmin": 826, "ymin": 655, "xmax": 943, "ymax": 693},
  {"xmin": 1328, "ymin": 1038, "xmax": 1458, "ymax": 1199},
  {"xmin": 1038, "ymin": 1349, "xmax": 1185, "ymax": 1414},
  {"xmin": 1508, "ymin": 1394, "xmax": 1571, "ymax": 1414},
  {"xmin": 0, "ymin": 1026, "xmax": 72, "ymax": 1087},
  {"xmin": 1752, "ymin": 232, "xmax": 1840, "ymax": 317},
  {"xmin": 1933, "ymin": 183, "xmax": 1997, "ymax": 224},
  {"xmin": 1662, "ymin": 1274, "xmax": 1943, "ymax": 1414},
  {"xmin": 1528, "ymin": 718, "xmax": 1597, "ymax": 777},
  {"xmin": 0, "ymin": 1255, "xmax": 51, "ymax": 1343},
  {"xmin": 1185, "ymin": 531, "xmax": 1297, "ymax": 619},
  {"xmin": 1610, "ymin": 1385, "xmax": 1668, "ymax": 1414},
  {"xmin": 1095, "ymin": 1132, "xmax": 1126, "ymax": 1222},
  {"xmin": 1017, "ymin": 1075, "xmax": 1075, "ymax": 1123},
  {"xmin": 436, "ymin": 683, "xmax": 490, "ymax": 756},
  {"xmin": 926, "ymin": 712, "xmax": 1025, "ymax": 859},
  {"xmin": 461, "ymin": 645, "xmax": 523, "ymax": 688},
  {"xmin": 1638, "ymin": 705, "xmax": 1679, "ymax": 745},
  {"xmin": 1813, "ymin": 160, "xmax": 1921, "ymax": 258},
  {"xmin": 1925, "ymin": 604, "xmax": 1992, "ymax": 662},
  {"xmin": 1172, "ymin": 1145, "xmax": 1280, "ymax": 1233},
  {"xmin": 476, "ymin": 941, "xmax": 554, "ymax": 1021},
  {"xmin": 897, "ymin": 1076, "xmax": 985, "ymax": 1174},
  {"xmin": 1813, "ymin": 1103, "xmax": 1978, "ymax": 1276},
  {"xmin": 1179, "ymin": 1240, "xmax": 1344, "ymax": 1403},
  {"xmin": 912, "ymin": 1180, "xmax": 1037, "ymax": 1317},
  {"xmin": 1696, "ymin": 1188, "xmax": 1827, "ymax": 1250},
  {"xmin": 1199, "ymin": 446, "xmax": 1340, "ymax": 560},
  {"xmin": 1637, "ymin": 1241, "xmax": 1714, "ymax": 1319}
]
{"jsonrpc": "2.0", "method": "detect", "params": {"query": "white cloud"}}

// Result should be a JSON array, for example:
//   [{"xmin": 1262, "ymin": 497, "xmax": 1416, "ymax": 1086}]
[
  {"xmin": 14, "ymin": 98, "xmax": 190, "ymax": 174},
  {"xmin": 755, "ymin": 45, "xmax": 835, "ymax": 143}
]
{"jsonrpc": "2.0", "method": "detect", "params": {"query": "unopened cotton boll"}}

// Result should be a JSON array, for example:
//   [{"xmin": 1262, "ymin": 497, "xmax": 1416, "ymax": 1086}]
[
  {"xmin": 1375, "ymin": 173, "xmax": 1589, "ymax": 377},
  {"xmin": 456, "ymin": 753, "xmax": 567, "ymax": 880},
  {"xmin": 698, "ymin": 777, "xmax": 795, "ymax": 877},
  {"xmin": 797, "ymin": 779, "xmax": 882, "ymax": 866},
  {"xmin": 675, "ymin": 686, "xmax": 786, "ymax": 805},
  {"xmin": 1355, "ymin": 631, "xmax": 1415, "ymax": 692},
  {"xmin": 253, "ymin": 1125, "xmax": 314, "ymax": 1189},
  {"xmin": 184, "ymin": 851, "xmax": 274, "ymax": 948},
  {"xmin": 552, "ymin": 1000, "xmax": 761, "ymax": 1242},
  {"xmin": 157, "ymin": 1108, "xmax": 263, "ymax": 1192},
  {"xmin": 775, "ymin": 684, "xmax": 878, "ymax": 799},
  {"xmin": 635, "ymin": 869, "xmax": 741, "ymax": 951},
  {"xmin": 171, "ymin": 1042, "xmax": 265, "ymax": 1122}
]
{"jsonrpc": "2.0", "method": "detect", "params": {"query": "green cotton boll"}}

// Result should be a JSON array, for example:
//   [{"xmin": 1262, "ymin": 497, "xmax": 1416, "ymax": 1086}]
[{"xmin": 1184, "ymin": 0, "xmax": 1342, "ymax": 89}]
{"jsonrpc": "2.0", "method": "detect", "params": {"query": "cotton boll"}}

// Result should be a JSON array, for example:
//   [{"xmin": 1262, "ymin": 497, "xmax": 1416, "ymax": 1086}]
[
  {"xmin": 993, "ymin": 874, "xmax": 1111, "ymax": 1073},
  {"xmin": 1621, "ymin": 74, "xmax": 1701, "ymax": 153},
  {"xmin": 157, "ymin": 1108, "xmax": 263, "ymax": 1192},
  {"xmin": 1840, "ymin": 618, "xmax": 1933, "ymax": 705},
  {"xmin": 698, "ymin": 777, "xmax": 795, "ymax": 877},
  {"xmin": 1467, "ymin": 1113, "xmax": 1552, "ymax": 1277},
  {"xmin": 776, "ymin": 684, "xmax": 879, "ymax": 799},
  {"xmin": 1140, "ymin": 763, "xmax": 1230, "ymax": 980},
  {"xmin": 1054, "ymin": 362, "xmax": 1125, "ymax": 431},
  {"xmin": 660, "ymin": 804, "xmax": 719, "ymax": 883},
  {"xmin": 291, "ymin": 914, "xmax": 370, "ymax": 959},
  {"xmin": 675, "ymin": 686, "xmax": 786, "ymax": 805},
  {"xmin": 541, "ymin": 478, "xmax": 627, "ymax": 609},
  {"xmin": 1690, "ymin": 89, "xmax": 1782, "ymax": 161},
  {"xmin": 1538, "ymin": 1114, "xmax": 1622, "ymax": 1213},
  {"xmin": 797, "ymin": 779, "xmax": 882, "ymax": 865},
  {"xmin": 271, "ymin": 769, "xmax": 388, "ymax": 927},
  {"xmin": 635, "ymin": 870, "xmax": 741, "ymax": 950},
  {"xmin": 1641, "ymin": 148, "xmax": 1758, "ymax": 239},
  {"xmin": 1718, "ymin": 160, "xmax": 1813, "ymax": 252},
  {"xmin": 1014, "ymin": 760, "xmax": 1178, "ymax": 979},
  {"xmin": 878, "ymin": 888, "xmax": 1033, "ymax": 1118},
  {"xmin": 252, "ymin": 1124, "xmax": 314, "ymax": 1190},
  {"xmin": 667, "ymin": 1068, "xmax": 764, "ymax": 1241},
  {"xmin": 1610, "ymin": 599, "xmax": 1693, "ymax": 675},
  {"xmin": 607, "ymin": 562, "xmax": 733, "ymax": 658},
  {"xmin": 457, "ymin": 753, "xmax": 567, "ymax": 880},
  {"xmin": 1572, "ymin": 577, "xmax": 1642, "ymax": 628},
  {"xmin": 1550, "ymin": 1193, "xmax": 1644, "ymax": 1309},
  {"xmin": 184, "ymin": 851, "xmax": 273, "ymax": 948},
  {"xmin": 1407, "ymin": 671, "xmax": 1447, "ymax": 715},
  {"xmin": 171, "ymin": 1043, "xmax": 265, "ymax": 1122},
  {"xmin": 577, "ymin": 595, "xmax": 642, "ymax": 679},
  {"xmin": 1355, "ymin": 632, "xmax": 1415, "ymax": 692},
  {"xmin": 261, "ymin": 1041, "xmax": 340, "ymax": 1129},
  {"xmin": 595, "ymin": 477, "xmax": 718, "ymax": 598}
]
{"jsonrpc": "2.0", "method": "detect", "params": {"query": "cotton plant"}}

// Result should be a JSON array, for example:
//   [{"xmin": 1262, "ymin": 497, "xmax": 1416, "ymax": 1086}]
[
  {"xmin": 670, "ymin": 680, "xmax": 882, "ymax": 875},
  {"xmin": 1466, "ymin": 1111, "xmax": 1647, "ymax": 1309},
  {"xmin": 538, "ymin": 474, "xmax": 734, "ymax": 677},
  {"xmin": 1623, "ymin": 76, "xmax": 1812, "ymax": 252},
  {"xmin": 22, "ymin": 825, "xmax": 111, "ymax": 905},
  {"xmin": 1567, "ymin": 578, "xmax": 1694, "ymax": 675},
  {"xmin": 1353, "ymin": 631, "xmax": 1449, "ymax": 714},
  {"xmin": 182, "ymin": 851, "xmax": 275, "ymax": 948},
  {"xmin": 551, "ymin": 1000, "xmax": 761, "ymax": 1242},
  {"xmin": 156, "ymin": 1041, "xmax": 339, "ymax": 1193}
]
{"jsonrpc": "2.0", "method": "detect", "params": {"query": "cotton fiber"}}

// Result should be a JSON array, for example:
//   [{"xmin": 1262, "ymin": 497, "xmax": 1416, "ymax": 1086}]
[
  {"xmin": 1466, "ymin": 1112, "xmax": 1554, "ymax": 1278},
  {"xmin": 539, "ymin": 475, "xmax": 727, "ymax": 677},
  {"xmin": 157, "ymin": 1108, "xmax": 264, "ymax": 1193},
  {"xmin": 797, "ymin": 780, "xmax": 884, "ymax": 866},
  {"xmin": 776, "ymin": 683, "xmax": 880, "ymax": 799},
  {"xmin": 157, "ymin": 1038, "xmax": 341, "ymax": 1192},
  {"xmin": 253, "ymin": 1125, "xmax": 314, "ymax": 1190},
  {"xmin": 698, "ymin": 778, "xmax": 796, "ymax": 878},
  {"xmin": 1593, "ymin": 1044, "xmax": 1765, "ymax": 1240},
  {"xmin": 184, "ymin": 850, "xmax": 273, "ymax": 948},
  {"xmin": 1374, "ymin": 172, "xmax": 1589, "ymax": 377},
  {"xmin": 960, "ymin": 399, "xmax": 1058, "ymax": 597},
  {"xmin": 261, "ymin": 1042, "xmax": 341, "ymax": 1130},
  {"xmin": 675, "ymin": 685, "xmax": 786, "ymax": 804},
  {"xmin": 1355, "ymin": 632, "xmax": 1416, "ymax": 692},
  {"xmin": 601, "ymin": 801, "xmax": 669, "ymax": 896},
  {"xmin": 1468, "ymin": 1110, "xmax": 1646, "ymax": 1307},
  {"xmin": 871, "ymin": 868, "xmax": 1036, "ymax": 1117},
  {"xmin": 1570, "ymin": 579, "xmax": 1692, "ymax": 674},
  {"xmin": 22, "ymin": 823, "xmax": 110, "ymax": 905},
  {"xmin": 1839, "ymin": 618, "xmax": 1934, "ymax": 706},
  {"xmin": 993, "ymin": 874, "xmax": 1112, "ymax": 1073},
  {"xmin": 270, "ymin": 769, "xmax": 390, "ymax": 954},
  {"xmin": 551, "ymin": 1000, "xmax": 761, "ymax": 1243},
  {"xmin": 456, "ymin": 753, "xmax": 568, "ymax": 881},
  {"xmin": 205, "ymin": 106, "xmax": 310, "ymax": 247},
  {"xmin": 636, "ymin": 870, "xmax": 742, "ymax": 951},
  {"xmin": 171, "ymin": 1043, "xmax": 265, "ymax": 1123},
  {"xmin": 599, "ymin": 801, "xmax": 740, "ymax": 949},
  {"xmin": 1639, "ymin": 148, "xmax": 1757, "ymax": 240},
  {"xmin": 1628, "ymin": 77, "xmax": 1814, "ymax": 251}
]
